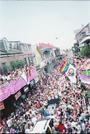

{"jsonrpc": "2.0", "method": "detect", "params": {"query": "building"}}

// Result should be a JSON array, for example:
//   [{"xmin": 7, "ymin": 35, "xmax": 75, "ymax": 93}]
[
  {"xmin": 36, "ymin": 43, "xmax": 61, "ymax": 74},
  {"xmin": 75, "ymin": 23, "xmax": 90, "ymax": 46},
  {"xmin": 0, "ymin": 38, "xmax": 35, "ymax": 74}
]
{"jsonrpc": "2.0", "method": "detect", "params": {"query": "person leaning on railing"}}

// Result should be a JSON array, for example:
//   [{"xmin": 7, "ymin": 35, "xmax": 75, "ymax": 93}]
[{"xmin": 0, "ymin": 78, "xmax": 4, "ymax": 85}]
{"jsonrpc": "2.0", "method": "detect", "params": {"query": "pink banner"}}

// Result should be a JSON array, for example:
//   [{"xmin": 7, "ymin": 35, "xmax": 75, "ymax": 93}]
[{"xmin": 0, "ymin": 68, "xmax": 37, "ymax": 101}]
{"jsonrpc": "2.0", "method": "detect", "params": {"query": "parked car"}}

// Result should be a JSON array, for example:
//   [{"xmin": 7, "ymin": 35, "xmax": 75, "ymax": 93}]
[{"xmin": 30, "ymin": 118, "xmax": 54, "ymax": 134}]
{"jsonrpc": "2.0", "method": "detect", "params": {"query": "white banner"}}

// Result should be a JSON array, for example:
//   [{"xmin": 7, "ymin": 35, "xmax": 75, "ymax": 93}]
[
  {"xmin": 21, "ymin": 71, "xmax": 27, "ymax": 83},
  {"xmin": 65, "ymin": 64, "xmax": 77, "ymax": 83}
]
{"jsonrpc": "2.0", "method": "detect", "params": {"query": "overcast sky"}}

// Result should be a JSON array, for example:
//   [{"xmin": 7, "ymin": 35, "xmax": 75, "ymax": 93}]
[{"xmin": 0, "ymin": 1, "xmax": 90, "ymax": 49}]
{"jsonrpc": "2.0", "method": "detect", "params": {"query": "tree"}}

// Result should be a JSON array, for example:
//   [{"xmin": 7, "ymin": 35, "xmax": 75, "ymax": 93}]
[
  {"xmin": 72, "ymin": 43, "xmax": 80, "ymax": 55},
  {"xmin": 2, "ymin": 64, "xmax": 8, "ymax": 74},
  {"xmin": 80, "ymin": 44, "xmax": 90, "ymax": 57},
  {"xmin": 10, "ymin": 60, "xmax": 25, "ymax": 71}
]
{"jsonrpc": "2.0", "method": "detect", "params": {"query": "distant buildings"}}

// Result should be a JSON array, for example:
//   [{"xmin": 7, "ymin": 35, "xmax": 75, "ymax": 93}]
[
  {"xmin": 0, "ymin": 38, "xmax": 61, "ymax": 75},
  {"xmin": 72, "ymin": 23, "xmax": 90, "ymax": 57},
  {"xmin": 35, "ymin": 43, "xmax": 61, "ymax": 74},
  {"xmin": 75, "ymin": 23, "xmax": 90, "ymax": 47},
  {"xmin": 0, "ymin": 38, "xmax": 35, "ymax": 74}
]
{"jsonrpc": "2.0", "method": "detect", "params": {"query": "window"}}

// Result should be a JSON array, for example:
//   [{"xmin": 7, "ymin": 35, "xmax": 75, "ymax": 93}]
[
  {"xmin": 17, "ymin": 44, "xmax": 21, "ymax": 50},
  {"xmin": 24, "ymin": 58, "xmax": 27, "ymax": 65},
  {"xmin": 9, "ymin": 44, "xmax": 12, "ymax": 49},
  {"xmin": 13, "ymin": 43, "xmax": 18, "ymax": 49},
  {"xmin": 2, "ymin": 63, "xmax": 6, "ymax": 66},
  {"xmin": 0, "ymin": 41, "xmax": 5, "ymax": 50}
]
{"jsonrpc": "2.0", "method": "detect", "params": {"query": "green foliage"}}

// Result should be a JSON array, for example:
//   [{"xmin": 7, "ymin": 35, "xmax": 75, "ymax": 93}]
[
  {"xmin": 7, "ymin": 64, "xmax": 12, "ymax": 72},
  {"xmin": 10, "ymin": 61, "xmax": 15, "ymax": 71},
  {"xmin": 83, "ymin": 70, "xmax": 90, "ymax": 76},
  {"xmin": 1, "ymin": 64, "xmax": 11, "ymax": 74},
  {"xmin": 80, "ymin": 45, "xmax": 90, "ymax": 57},
  {"xmin": 72, "ymin": 43, "xmax": 80, "ymax": 55},
  {"xmin": 2, "ymin": 64, "xmax": 8, "ymax": 74},
  {"xmin": 1, "ymin": 60, "xmax": 25, "ymax": 75},
  {"xmin": 10, "ymin": 60, "xmax": 25, "ymax": 71}
]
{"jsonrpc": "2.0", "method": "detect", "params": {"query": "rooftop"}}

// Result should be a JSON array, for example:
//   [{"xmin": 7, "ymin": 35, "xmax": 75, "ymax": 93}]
[{"xmin": 38, "ymin": 43, "xmax": 56, "ymax": 50}]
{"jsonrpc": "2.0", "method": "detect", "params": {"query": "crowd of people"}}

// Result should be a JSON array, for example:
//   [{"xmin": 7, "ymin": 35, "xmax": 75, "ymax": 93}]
[
  {"xmin": 0, "ymin": 56, "xmax": 90, "ymax": 134},
  {"xmin": 73, "ymin": 56, "xmax": 90, "ymax": 72},
  {"xmin": 0, "ymin": 65, "xmax": 33, "ymax": 86}
]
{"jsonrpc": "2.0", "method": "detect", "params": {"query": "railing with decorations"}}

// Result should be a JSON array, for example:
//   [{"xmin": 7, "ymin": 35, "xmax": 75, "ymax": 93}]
[{"xmin": 0, "ymin": 66, "xmax": 37, "ymax": 101}]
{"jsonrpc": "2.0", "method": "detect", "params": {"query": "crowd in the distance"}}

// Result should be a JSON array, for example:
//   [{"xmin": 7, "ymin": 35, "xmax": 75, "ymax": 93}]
[
  {"xmin": 0, "ymin": 65, "xmax": 33, "ymax": 86},
  {"xmin": 0, "ymin": 56, "xmax": 90, "ymax": 134},
  {"xmin": 73, "ymin": 56, "xmax": 90, "ymax": 72}
]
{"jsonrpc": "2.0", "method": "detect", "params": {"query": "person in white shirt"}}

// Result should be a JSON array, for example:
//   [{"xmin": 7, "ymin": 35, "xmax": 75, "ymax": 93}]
[
  {"xmin": 6, "ymin": 118, "xmax": 12, "ymax": 128},
  {"xmin": 76, "ymin": 123, "xmax": 81, "ymax": 133},
  {"xmin": 25, "ymin": 123, "xmax": 31, "ymax": 133},
  {"xmin": 31, "ymin": 116, "xmax": 37, "ymax": 125},
  {"xmin": 81, "ymin": 121, "xmax": 86, "ymax": 132},
  {"xmin": 6, "ymin": 75, "xmax": 11, "ymax": 81}
]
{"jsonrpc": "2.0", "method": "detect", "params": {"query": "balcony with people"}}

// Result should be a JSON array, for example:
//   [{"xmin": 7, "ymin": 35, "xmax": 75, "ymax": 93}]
[{"xmin": 0, "ymin": 64, "xmax": 38, "ymax": 102}]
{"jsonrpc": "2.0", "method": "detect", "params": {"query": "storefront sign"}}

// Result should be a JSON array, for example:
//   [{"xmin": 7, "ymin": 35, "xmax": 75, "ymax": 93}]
[
  {"xmin": 15, "ymin": 91, "xmax": 21, "ymax": 100},
  {"xmin": 0, "ymin": 101, "xmax": 5, "ymax": 110}
]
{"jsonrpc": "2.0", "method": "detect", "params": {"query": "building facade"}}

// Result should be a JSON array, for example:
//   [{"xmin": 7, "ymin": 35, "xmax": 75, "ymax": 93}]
[
  {"xmin": 36, "ymin": 43, "xmax": 61, "ymax": 74},
  {"xmin": 75, "ymin": 23, "xmax": 90, "ymax": 46},
  {"xmin": 0, "ymin": 38, "xmax": 35, "ymax": 74}
]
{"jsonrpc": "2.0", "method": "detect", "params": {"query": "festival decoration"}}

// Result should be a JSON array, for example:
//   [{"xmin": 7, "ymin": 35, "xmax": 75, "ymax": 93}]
[
  {"xmin": 65, "ymin": 64, "xmax": 77, "ymax": 83},
  {"xmin": 59, "ymin": 60, "xmax": 77, "ymax": 83}
]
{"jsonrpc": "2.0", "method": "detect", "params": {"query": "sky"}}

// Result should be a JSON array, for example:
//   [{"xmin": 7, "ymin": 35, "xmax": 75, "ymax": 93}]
[{"xmin": 0, "ymin": 1, "xmax": 90, "ymax": 50}]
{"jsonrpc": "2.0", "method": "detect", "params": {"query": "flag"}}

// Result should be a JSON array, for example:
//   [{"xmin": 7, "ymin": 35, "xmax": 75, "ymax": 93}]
[{"xmin": 59, "ymin": 60, "xmax": 68, "ymax": 73}]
